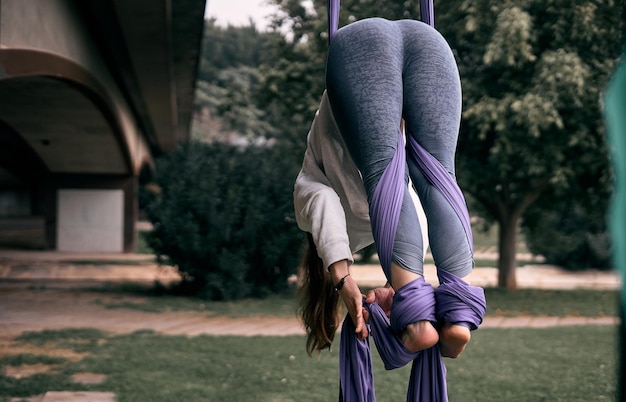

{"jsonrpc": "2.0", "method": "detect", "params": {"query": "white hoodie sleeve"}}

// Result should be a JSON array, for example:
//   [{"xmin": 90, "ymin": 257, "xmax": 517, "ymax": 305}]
[{"xmin": 294, "ymin": 110, "xmax": 354, "ymax": 270}]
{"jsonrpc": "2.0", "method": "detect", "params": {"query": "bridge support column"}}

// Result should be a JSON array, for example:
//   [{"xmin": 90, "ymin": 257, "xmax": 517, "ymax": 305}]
[{"xmin": 42, "ymin": 174, "xmax": 137, "ymax": 253}]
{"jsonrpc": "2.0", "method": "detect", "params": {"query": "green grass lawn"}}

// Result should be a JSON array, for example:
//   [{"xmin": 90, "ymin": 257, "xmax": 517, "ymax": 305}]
[
  {"xmin": 1, "ymin": 287, "xmax": 621, "ymax": 401},
  {"xmin": 4, "ymin": 224, "xmax": 620, "ymax": 401},
  {"xmin": 0, "ymin": 325, "xmax": 617, "ymax": 401}
]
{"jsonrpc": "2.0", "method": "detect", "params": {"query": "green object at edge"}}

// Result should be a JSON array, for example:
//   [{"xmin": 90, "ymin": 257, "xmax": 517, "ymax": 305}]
[
  {"xmin": 605, "ymin": 48, "xmax": 626, "ymax": 399},
  {"xmin": 605, "ymin": 53, "xmax": 626, "ymax": 309}
]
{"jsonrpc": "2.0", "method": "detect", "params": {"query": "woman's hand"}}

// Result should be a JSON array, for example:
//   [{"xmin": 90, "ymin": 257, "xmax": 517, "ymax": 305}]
[
  {"xmin": 364, "ymin": 283, "xmax": 395, "ymax": 321},
  {"xmin": 329, "ymin": 260, "xmax": 368, "ymax": 340}
]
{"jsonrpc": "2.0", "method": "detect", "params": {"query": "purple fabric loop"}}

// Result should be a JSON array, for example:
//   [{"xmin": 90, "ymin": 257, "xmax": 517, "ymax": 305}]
[
  {"xmin": 371, "ymin": 279, "xmax": 447, "ymax": 402},
  {"xmin": 372, "ymin": 277, "xmax": 435, "ymax": 369},
  {"xmin": 407, "ymin": 134, "xmax": 474, "ymax": 254},
  {"xmin": 390, "ymin": 276, "xmax": 437, "ymax": 335},
  {"xmin": 435, "ymin": 270, "xmax": 487, "ymax": 330},
  {"xmin": 367, "ymin": 302, "xmax": 418, "ymax": 370},
  {"xmin": 370, "ymin": 130, "xmax": 406, "ymax": 278}
]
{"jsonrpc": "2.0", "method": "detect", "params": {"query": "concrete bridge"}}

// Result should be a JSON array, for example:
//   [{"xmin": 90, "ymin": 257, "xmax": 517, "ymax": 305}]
[{"xmin": 0, "ymin": 0, "xmax": 206, "ymax": 252}]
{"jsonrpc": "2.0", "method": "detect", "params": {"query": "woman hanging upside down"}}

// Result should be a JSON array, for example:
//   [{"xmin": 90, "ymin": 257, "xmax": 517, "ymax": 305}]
[{"xmin": 295, "ymin": 15, "xmax": 483, "ymax": 356}]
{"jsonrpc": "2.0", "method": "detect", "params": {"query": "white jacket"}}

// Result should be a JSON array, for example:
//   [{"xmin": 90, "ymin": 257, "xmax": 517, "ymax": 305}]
[{"xmin": 293, "ymin": 91, "xmax": 428, "ymax": 270}]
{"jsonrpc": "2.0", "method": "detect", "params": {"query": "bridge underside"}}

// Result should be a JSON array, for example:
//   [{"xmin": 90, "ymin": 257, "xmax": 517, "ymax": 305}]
[{"xmin": 0, "ymin": 0, "xmax": 206, "ymax": 252}]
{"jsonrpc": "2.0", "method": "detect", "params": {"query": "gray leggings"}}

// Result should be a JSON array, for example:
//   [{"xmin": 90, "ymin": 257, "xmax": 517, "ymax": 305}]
[{"xmin": 326, "ymin": 18, "xmax": 473, "ymax": 278}]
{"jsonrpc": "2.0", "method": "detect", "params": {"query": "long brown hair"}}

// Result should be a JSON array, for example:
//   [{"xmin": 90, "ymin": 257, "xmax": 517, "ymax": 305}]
[{"xmin": 298, "ymin": 233, "xmax": 341, "ymax": 355}]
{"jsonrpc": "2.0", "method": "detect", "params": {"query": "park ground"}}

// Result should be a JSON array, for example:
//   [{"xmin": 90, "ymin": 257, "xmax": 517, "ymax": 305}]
[{"xmin": 0, "ymin": 250, "xmax": 621, "ymax": 401}]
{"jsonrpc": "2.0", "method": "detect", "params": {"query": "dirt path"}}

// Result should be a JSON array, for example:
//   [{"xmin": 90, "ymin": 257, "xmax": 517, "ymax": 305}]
[
  {"xmin": 0, "ymin": 252, "xmax": 620, "ymax": 402},
  {"xmin": 0, "ymin": 253, "xmax": 621, "ymax": 344},
  {"xmin": 0, "ymin": 286, "xmax": 619, "ymax": 345},
  {"xmin": 0, "ymin": 288, "xmax": 304, "ymax": 341}
]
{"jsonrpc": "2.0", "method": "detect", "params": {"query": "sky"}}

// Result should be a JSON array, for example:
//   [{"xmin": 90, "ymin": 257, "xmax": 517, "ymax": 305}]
[{"xmin": 204, "ymin": 0, "xmax": 278, "ymax": 31}]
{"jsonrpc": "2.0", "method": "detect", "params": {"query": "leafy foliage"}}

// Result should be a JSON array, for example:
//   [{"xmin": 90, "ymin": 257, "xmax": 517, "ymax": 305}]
[
  {"xmin": 187, "ymin": 1, "xmax": 623, "ymax": 291},
  {"xmin": 193, "ymin": 20, "xmax": 283, "ymax": 143},
  {"xmin": 145, "ymin": 141, "xmax": 304, "ymax": 300},
  {"xmin": 522, "ymin": 168, "xmax": 613, "ymax": 270},
  {"xmin": 265, "ymin": 0, "xmax": 623, "ymax": 282},
  {"xmin": 435, "ymin": 0, "xmax": 623, "ymax": 283}
]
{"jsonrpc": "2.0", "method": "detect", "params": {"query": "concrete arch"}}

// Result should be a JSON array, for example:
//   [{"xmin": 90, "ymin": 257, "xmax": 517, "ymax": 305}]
[
  {"xmin": 0, "ymin": 49, "xmax": 147, "ymax": 252},
  {"xmin": 0, "ymin": 48, "xmax": 137, "ymax": 175}
]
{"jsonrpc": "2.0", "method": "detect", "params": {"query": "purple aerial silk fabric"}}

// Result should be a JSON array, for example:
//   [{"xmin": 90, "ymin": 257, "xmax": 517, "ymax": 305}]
[
  {"xmin": 370, "ymin": 131, "xmax": 406, "ymax": 278},
  {"xmin": 339, "ymin": 128, "xmax": 485, "ymax": 400},
  {"xmin": 328, "ymin": 0, "xmax": 433, "ymax": 38},
  {"xmin": 328, "ymin": 0, "xmax": 340, "ymax": 44},
  {"xmin": 406, "ymin": 346, "xmax": 447, "ymax": 401},
  {"xmin": 390, "ymin": 277, "xmax": 437, "ymax": 335},
  {"xmin": 339, "ymin": 278, "xmax": 448, "ymax": 402},
  {"xmin": 339, "ymin": 320, "xmax": 375, "ymax": 401},
  {"xmin": 339, "ymin": 279, "xmax": 444, "ymax": 401},
  {"xmin": 340, "ymin": 304, "xmax": 448, "ymax": 402},
  {"xmin": 436, "ymin": 270, "xmax": 487, "ymax": 330},
  {"xmin": 375, "ymin": 278, "xmax": 436, "ymax": 369},
  {"xmin": 407, "ymin": 134, "xmax": 474, "ymax": 254},
  {"xmin": 420, "ymin": 0, "xmax": 434, "ymax": 27},
  {"xmin": 370, "ymin": 129, "xmax": 475, "ymax": 278},
  {"xmin": 339, "ymin": 274, "xmax": 486, "ymax": 402}
]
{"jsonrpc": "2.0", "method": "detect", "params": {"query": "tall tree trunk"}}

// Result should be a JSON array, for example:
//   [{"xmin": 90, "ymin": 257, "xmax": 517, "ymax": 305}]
[{"xmin": 498, "ymin": 214, "xmax": 519, "ymax": 289}]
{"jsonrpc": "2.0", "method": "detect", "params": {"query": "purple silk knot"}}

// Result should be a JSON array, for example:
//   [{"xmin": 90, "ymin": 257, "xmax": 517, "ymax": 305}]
[
  {"xmin": 435, "ymin": 270, "xmax": 487, "ymax": 330},
  {"xmin": 390, "ymin": 276, "xmax": 437, "ymax": 335},
  {"xmin": 339, "ymin": 272, "xmax": 486, "ymax": 401}
]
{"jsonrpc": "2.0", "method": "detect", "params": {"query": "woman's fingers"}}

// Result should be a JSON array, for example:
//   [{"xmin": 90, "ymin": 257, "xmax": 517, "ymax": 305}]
[
  {"xmin": 364, "ymin": 286, "xmax": 395, "ymax": 318},
  {"xmin": 350, "ymin": 296, "xmax": 368, "ymax": 339},
  {"xmin": 355, "ymin": 322, "xmax": 368, "ymax": 339},
  {"xmin": 365, "ymin": 289, "xmax": 376, "ymax": 304},
  {"xmin": 362, "ymin": 305, "xmax": 370, "ymax": 322},
  {"xmin": 338, "ymin": 276, "xmax": 369, "ymax": 339},
  {"xmin": 352, "ymin": 305, "xmax": 368, "ymax": 339}
]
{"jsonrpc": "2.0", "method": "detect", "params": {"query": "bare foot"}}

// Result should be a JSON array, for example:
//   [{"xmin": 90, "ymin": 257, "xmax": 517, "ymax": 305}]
[
  {"xmin": 439, "ymin": 323, "xmax": 471, "ymax": 358},
  {"xmin": 401, "ymin": 320, "xmax": 439, "ymax": 353}
]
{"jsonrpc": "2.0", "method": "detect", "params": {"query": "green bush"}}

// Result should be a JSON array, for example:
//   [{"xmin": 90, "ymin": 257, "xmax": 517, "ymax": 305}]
[
  {"xmin": 522, "ymin": 201, "xmax": 612, "ymax": 271},
  {"xmin": 144, "ymin": 141, "xmax": 305, "ymax": 300}
]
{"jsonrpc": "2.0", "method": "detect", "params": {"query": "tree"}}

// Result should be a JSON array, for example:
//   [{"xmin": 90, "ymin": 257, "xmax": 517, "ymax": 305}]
[
  {"xmin": 197, "ymin": 19, "xmax": 274, "ymax": 83},
  {"xmin": 265, "ymin": 0, "xmax": 623, "ymax": 288},
  {"xmin": 437, "ymin": 0, "xmax": 624, "ymax": 287},
  {"xmin": 193, "ymin": 20, "xmax": 283, "ymax": 143}
]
